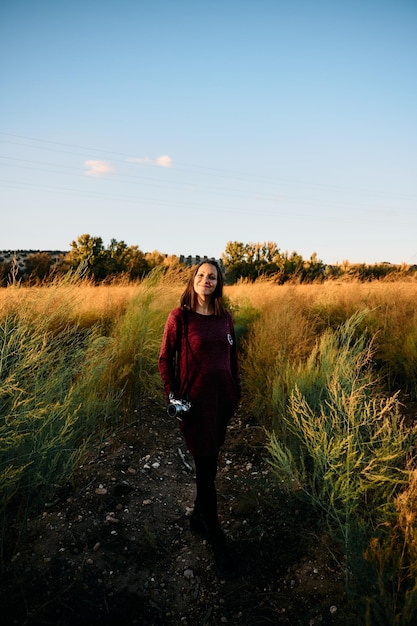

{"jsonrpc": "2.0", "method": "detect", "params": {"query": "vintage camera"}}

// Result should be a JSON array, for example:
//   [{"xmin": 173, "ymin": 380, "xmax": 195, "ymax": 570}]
[{"xmin": 167, "ymin": 394, "xmax": 192, "ymax": 421}]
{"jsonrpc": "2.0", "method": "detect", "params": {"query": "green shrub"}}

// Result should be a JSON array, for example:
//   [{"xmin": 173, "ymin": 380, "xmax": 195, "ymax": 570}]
[
  {"xmin": 266, "ymin": 314, "xmax": 417, "ymax": 624},
  {"xmin": 0, "ymin": 314, "xmax": 120, "ymax": 526}
]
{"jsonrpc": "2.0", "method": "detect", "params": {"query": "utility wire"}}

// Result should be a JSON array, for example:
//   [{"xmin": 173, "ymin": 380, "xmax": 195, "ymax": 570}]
[{"xmin": 1, "ymin": 132, "xmax": 415, "ymax": 201}]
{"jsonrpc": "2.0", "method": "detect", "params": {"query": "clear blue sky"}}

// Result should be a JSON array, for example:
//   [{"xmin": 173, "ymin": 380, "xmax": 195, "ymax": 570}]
[{"xmin": 1, "ymin": 0, "xmax": 416, "ymax": 265}]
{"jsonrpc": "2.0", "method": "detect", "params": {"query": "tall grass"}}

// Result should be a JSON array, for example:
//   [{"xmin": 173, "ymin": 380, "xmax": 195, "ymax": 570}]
[
  {"xmin": 94, "ymin": 268, "xmax": 178, "ymax": 420},
  {"xmin": 2, "ymin": 274, "xmax": 417, "ymax": 621},
  {"xmin": 264, "ymin": 314, "xmax": 417, "ymax": 624},
  {"xmin": 235, "ymin": 284, "xmax": 317, "ymax": 423},
  {"xmin": 0, "ymin": 303, "xmax": 118, "ymax": 556},
  {"xmin": 228, "ymin": 281, "xmax": 417, "ymax": 622},
  {"xmin": 0, "ymin": 271, "xmax": 175, "ymax": 556},
  {"xmin": 230, "ymin": 279, "xmax": 417, "ymax": 400}
]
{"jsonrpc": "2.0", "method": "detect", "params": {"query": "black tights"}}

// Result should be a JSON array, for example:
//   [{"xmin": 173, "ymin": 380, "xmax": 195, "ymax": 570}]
[{"xmin": 193, "ymin": 454, "xmax": 219, "ymax": 526}]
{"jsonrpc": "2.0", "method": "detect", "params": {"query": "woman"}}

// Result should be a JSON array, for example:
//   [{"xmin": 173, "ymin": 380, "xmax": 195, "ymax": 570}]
[{"xmin": 158, "ymin": 260, "xmax": 241, "ymax": 578}]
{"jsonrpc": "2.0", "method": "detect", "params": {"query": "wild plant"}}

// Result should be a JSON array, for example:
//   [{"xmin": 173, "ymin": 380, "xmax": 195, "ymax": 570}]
[
  {"xmin": 239, "ymin": 288, "xmax": 317, "ymax": 423},
  {"xmin": 227, "ymin": 280, "xmax": 417, "ymax": 400},
  {"xmin": 362, "ymin": 464, "xmax": 417, "ymax": 625},
  {"xmin": 266, "ymin": 313, "xmax": 417, "ymax": 624},
  {"xmin": 0, "ymin": 274, "xmax": 145, "ymax": 555},
  {"xmin": 0, "ymin": 311, "xmax": 122, "ymax": 557},
  {"xmin": 97, "ymin": 268, "xmax": 172, "ymax": 421}
]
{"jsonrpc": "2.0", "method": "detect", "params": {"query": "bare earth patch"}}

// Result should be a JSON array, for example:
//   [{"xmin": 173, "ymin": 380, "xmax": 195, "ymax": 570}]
[{"xmin": 1, "ymin": 408, "xmax": 353, "ymax": 625}]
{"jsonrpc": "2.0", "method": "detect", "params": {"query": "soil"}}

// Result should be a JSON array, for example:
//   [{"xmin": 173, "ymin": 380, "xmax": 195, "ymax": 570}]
[{"xmin": 1, "ymin": 406, "xmax": 353, "ymax": 626}]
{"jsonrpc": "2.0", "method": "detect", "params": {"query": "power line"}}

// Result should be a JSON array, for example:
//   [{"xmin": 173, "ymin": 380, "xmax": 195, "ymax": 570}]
[
  {"xmin": 1, "ymin": 132, "xmax": 416, "ymax": 201},
  {"xmin": 0, "ymin": 154, "xmax": 414, "ymax": 217},
  {"xmin": 1, "ymin": 178, "xmax": 414, "ymax": 229}
]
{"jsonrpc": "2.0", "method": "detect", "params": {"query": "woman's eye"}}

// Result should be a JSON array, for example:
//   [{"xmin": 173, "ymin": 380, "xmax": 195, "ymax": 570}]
[{"xmin": 196, "ymin": 272, "xmax": 216, "ymax": 280}]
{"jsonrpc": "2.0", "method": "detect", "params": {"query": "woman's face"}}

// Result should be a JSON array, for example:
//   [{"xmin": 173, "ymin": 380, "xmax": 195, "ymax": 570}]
[{"xmin": 193, "ymin": 263, "xmax": 218, "ymax": 299}]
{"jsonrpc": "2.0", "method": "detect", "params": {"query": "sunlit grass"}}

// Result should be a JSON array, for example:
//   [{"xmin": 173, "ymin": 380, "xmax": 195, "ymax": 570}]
[
  {"xmin": 0, "ymin": 271, "xmax": 177, "ymax": 554},
  {"xmin": 265, "ymin": 315, "xmax": 417, "ymax": 624},
  {"xmin": 1, "ymin": 274, "xmax": 417, "ymax": 622},
  {"xmin": 228, "ymin": 280, "xmax": 417, "ymax": 400}
]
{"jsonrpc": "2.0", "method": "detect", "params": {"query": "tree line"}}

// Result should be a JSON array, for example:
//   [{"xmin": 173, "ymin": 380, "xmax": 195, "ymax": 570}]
[{"xmin": 0, "ymin": 234, "xmax": 415, "ymax": 286}]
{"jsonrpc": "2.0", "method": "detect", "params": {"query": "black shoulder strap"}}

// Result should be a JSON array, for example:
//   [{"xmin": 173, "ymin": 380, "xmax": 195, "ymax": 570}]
[{"xmin": 182, "ymin": 308, "xmax": 190, "ymax": 401}]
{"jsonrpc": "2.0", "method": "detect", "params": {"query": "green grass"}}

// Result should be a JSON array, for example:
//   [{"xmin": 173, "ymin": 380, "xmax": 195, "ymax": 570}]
[
  {"xmin": 1, "ymin": 275, "xmax": 417, "ymax": 622},
  {"xmin": 0, "ymin": 271, "xmax": 170, "ymax": 557},
  {"xmin": 265, "ymin": 313, "xmax": 417, "ymax": 625}
]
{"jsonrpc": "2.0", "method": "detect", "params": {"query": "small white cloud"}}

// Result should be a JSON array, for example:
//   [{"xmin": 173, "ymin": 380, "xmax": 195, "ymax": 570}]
[
  {"xmin": 156, "ymin": 155, "xmax": 172, "ymax": 168},
  {"xmin": 126, "ymin": 155, "xmax": 173, "ymax": 168},
  {"xmin": 84, "ymin": 160, "xmax": 115, "ymax": 177}
]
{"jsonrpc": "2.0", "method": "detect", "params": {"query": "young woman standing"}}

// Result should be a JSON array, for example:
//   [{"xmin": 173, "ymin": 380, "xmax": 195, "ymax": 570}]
[{"xmin": 158, "ymin": 260, "xmax": 241, "ymax": 578}]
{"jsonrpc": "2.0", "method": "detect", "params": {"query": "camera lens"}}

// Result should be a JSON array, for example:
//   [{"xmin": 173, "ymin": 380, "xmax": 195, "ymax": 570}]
[{"xmin": 167, "ymin": 403, "xmax": 179, "ymax": 418}]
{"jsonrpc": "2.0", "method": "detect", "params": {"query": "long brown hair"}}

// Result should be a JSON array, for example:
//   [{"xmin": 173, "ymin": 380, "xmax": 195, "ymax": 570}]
[{"xmin": 180, "ymin": 260, "xmax": 225, "ymax": 316}]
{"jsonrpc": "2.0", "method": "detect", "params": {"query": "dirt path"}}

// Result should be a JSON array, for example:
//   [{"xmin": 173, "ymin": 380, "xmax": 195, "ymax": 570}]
[{"xmin": 1, "ymin": 407, "xmax": 350, "ymax": 625}]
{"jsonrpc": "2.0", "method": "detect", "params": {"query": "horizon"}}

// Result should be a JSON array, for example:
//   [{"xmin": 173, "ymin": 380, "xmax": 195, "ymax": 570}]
[{"xmin": 0, "ymin": 246, "xmax": 412, "ymax": 268}]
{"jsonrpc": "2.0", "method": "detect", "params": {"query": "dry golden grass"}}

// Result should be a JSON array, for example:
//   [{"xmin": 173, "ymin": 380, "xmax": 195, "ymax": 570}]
[
  {"xmin": 226, "ymin": 279, "xmax": 417, "ymax": 314},
  {"xmin": 4, "ymin": 277, "xmax": 416, "ymax": 326},
  {"xmin": 0, "ymin": 269, "xmax": 187, "ymax": 328},
  {"xmin": 228, "ymin": 280, "xmax": 417, "ymax": 392},
  {"xmin": 0, "ymin": 281, "xmax": 138, "ymax": 327},
  {"xmin": 1, "ymin": 277, "xmax": 417, "ymax": 399},
  {"xmin": 1, "ymin": 276, "xmax": 416, "ymax": 622}
]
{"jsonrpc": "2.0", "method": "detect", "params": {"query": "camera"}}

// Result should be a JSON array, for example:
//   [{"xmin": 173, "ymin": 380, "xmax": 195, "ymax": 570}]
[{"xmin": 167, "ymin": 394, "xmax": 192, "ymax": 421}]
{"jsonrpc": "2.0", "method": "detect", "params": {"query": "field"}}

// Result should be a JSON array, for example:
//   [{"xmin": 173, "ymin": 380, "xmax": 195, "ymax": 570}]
[{"xmin": 1, "ymin": 274, "xmax": 417, "ymax": 625}]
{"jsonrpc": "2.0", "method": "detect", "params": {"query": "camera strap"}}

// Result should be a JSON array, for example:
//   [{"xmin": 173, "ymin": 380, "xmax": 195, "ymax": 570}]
[
  {"xmin": 182, "ymin": 308, "xmax": 191, "ymax": 402},
  {"xmin": 172, "ymin": 308, "xmax": 191, "ymax": 400}
]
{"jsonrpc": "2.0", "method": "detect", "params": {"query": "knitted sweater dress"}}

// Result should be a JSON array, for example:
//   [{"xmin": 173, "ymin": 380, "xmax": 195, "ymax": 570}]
[{"xmin": 158, "ymin": 307, "xmax": 241, "ymax": 457}]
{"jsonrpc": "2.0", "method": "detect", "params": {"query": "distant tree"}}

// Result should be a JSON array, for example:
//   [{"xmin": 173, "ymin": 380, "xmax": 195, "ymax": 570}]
[
  {"xmin": 69, "ymin": 234, "xmax": 107, "ymax": 280},
  {"xmin": 324, "ymin": 264, "xmax": 342, "ymax": 279},
  {"xmin": 0, "ymin": 261, "xmax": 11, "ymax": 287},
  {"xmin": 24, "ymin": 252, "xmax": 54, "ymax": 283},
  {"xmin": 1, "ymin": 255, "xmax": 23, "ymax": 285},
  {"xmin": 222, "ymin": 241, "xmax": 246, "ymax": 264},
  {"xmin": 344, "ymin": 262, "xmax": 399, "ymax": 281},
  {"xmin": 69, "ymin": 234, "xmax": 153, "ymax": 281},
  {"xmin": 104, "ymin": 238, "xmax": 130, "ymax": 276},
  {"xmin": 302, "ymin": 252, "xmax": 325, "ymax": 282},
  {"xmin": 145, "ymin": 250, "xmax": 166, "ymax": 269},
  {"xmin": 248, "ymin": 241, "xmax": 283, "ymax": 279},
  {"xmin": 125, "ymin": 245, "xmax": 150, "ymax": 280},
  {"xmin": 55, "ymin": 252, "xmax": 73, "ymax": 275},
  {"xmin": 222, "ymin": 241, "xmax": 252, "ymax": 283},
  {"xmin": 223, "ymin": 241, "xmax": 286, "ymax": 282},
  {"xmin": 281, "ymin": 251, "xmax": 304, "ymax": 283},
  {"xmin": 222, "ymin": 241, "xmax": 331, "ymax": 284}
]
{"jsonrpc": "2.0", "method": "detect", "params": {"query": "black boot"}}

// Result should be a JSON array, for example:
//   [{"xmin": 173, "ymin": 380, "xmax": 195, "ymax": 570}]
[
  {"xmin": 189, "ymin": 509, "xmax": 210, "ymax": 540},
  {"xmin": 190, "ymin": 510, "xmax": 236, "ymax": 579},
  {"xmin": 209, "ymin": 527, "xmax": 237, "ymax": 579}
]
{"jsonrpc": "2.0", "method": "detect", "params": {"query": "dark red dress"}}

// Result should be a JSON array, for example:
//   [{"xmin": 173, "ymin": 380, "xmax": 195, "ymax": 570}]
[{"xmin": 158, "ymin": 307, "xmax": 241, "ymax": 456}]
